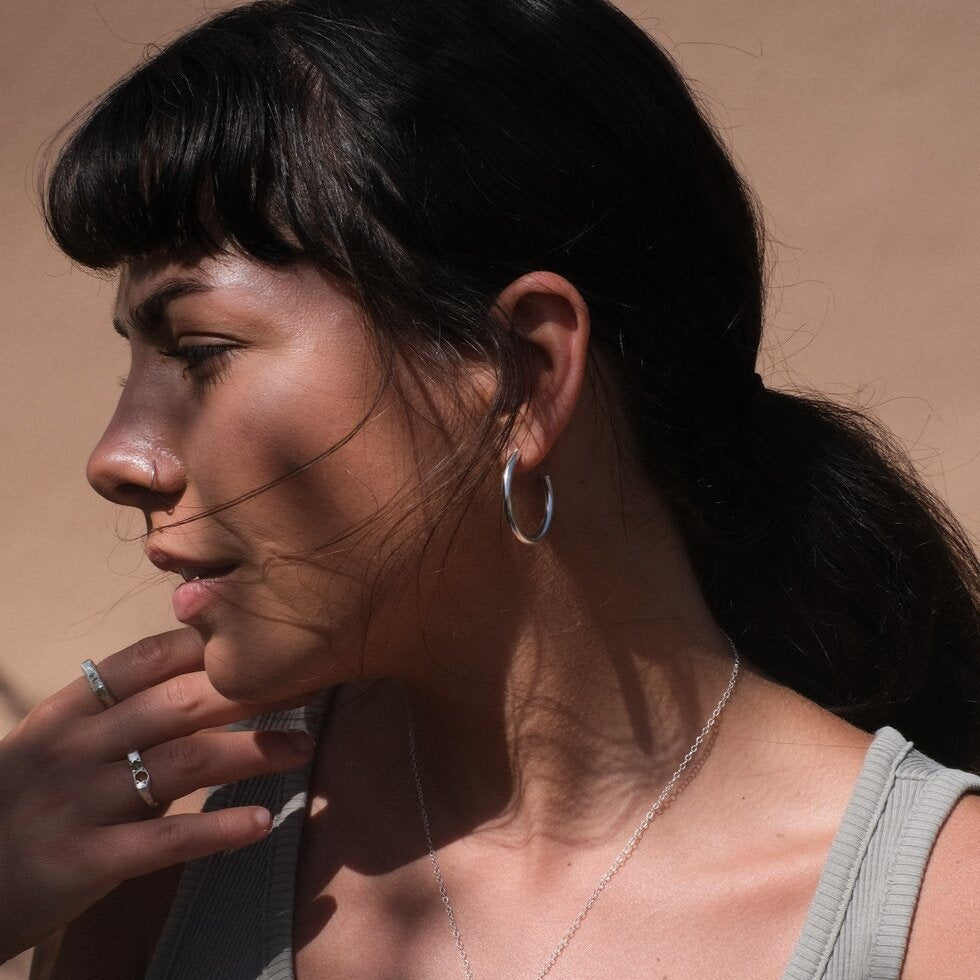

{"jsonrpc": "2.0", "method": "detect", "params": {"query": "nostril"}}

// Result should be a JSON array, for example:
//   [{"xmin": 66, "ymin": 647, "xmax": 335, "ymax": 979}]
[
  {"xmin": 91, "ymin": 476, "xmax": 182, "ymax": 515},
  {"xmin": 89, "ymin": 475, "xmax": 146, "ymax": 508}
]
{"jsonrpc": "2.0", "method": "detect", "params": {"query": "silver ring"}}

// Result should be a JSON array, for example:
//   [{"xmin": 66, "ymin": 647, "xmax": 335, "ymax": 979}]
[
  {"xmin": 81, "ymin": 659, "xmax": 118, "ymax": 709},
  {"xmin": 127, "ymin": 750, "xmax": 159, "ymax": 809}
]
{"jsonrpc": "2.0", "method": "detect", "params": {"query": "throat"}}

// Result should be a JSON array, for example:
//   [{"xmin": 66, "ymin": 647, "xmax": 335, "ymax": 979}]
[
  {"xmin": 307, "ymin": 632, "xmax": 740, "ymax": 878},
  {"xmin": 294, "ymin": 647, "xmax": 750, "ymax": 980}
]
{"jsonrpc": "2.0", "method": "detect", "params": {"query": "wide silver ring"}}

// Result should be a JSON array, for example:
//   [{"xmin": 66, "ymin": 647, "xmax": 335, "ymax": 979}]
[
  {"xmin": 81, "ymin": 659, "xmax": 118, "ymax": 709},
  {"xmin": 127, "ymin": 750, "xmax": 159, "ymax": 809}
]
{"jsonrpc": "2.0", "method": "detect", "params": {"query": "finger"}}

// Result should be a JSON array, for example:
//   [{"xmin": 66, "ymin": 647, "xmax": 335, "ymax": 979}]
[
  {"xmin": 3, "ymin": 632, "xmax": 198, "ymax": 750},
  {"xmin": 69, "ymin": 629, "xmax": 205, "ymax": 718},
  {"xmin": 91, "ymin": 671, "xmax": 321, "ymax": 760},
  {"xmin": 89, "ymin": 806, "xmax": 276, "ymax": 883},
  {"xmin": 97, "ymin": 729, "xmax": 315, "ymax": 818}
]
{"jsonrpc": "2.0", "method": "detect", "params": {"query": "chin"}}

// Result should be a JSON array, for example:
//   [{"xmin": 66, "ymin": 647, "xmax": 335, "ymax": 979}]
[{"xmin": 199, "ymin": 625, "xmax": 350, "ymax": 705}]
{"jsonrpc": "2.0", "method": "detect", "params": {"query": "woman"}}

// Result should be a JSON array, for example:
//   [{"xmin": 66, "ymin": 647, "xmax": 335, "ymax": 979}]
[{"xmin": 2, "ymin": 0, "xmax": 978, "ymax": 976}]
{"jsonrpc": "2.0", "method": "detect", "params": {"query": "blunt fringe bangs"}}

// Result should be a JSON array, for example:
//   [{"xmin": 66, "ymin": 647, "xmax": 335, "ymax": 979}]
[{"xmin": 45, "ymin": 5, "xmax": 346, "ymax": 275}]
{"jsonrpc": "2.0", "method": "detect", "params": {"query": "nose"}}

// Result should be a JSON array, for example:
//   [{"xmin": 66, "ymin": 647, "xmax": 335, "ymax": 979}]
[{"xmin": 87, "ymin": 414, "xmax": 185, "ymax": 512}]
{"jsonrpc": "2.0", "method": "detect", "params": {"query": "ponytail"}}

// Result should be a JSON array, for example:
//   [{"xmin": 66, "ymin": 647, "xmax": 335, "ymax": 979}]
[{"xmin": 682, "ymin": 388, "xmax": 980, "ymax": 771}]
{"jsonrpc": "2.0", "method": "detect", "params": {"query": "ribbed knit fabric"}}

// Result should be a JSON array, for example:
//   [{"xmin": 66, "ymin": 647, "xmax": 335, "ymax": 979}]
[
  {"xmin": 782, "ymin": 728, "xmax": 980, "ymax": 979},
  {"xmin": 147, "ymin": 701, "xmax": 980, "ymax": 980},
  {"xmin": 146, "ymin": 691, "xmax": 334, "ymax": 980}
]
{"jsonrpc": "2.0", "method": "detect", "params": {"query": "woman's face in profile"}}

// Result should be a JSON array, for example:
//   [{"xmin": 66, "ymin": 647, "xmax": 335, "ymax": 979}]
[{"xmin": 88, "ymin": 253, "xmax": 463, "ymax": 701}]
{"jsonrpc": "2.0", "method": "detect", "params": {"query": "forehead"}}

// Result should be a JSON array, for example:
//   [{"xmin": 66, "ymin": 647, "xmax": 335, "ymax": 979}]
[
  {"xmin": 114, "ymin": 253, "xmax": 360, "ymax": 324},
  {"xmin": 116, "ymin": 254, "xmax": 255, "ymax": 311},
  {"xmin": 112, "ymin": 252, "xmax": 372, "ymax": 362}
]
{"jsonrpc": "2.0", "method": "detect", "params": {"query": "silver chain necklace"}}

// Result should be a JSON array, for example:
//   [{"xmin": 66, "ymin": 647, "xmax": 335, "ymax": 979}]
[{"xmin": 407, "ymin": 637, "xmax": 741, "ymax": 980}]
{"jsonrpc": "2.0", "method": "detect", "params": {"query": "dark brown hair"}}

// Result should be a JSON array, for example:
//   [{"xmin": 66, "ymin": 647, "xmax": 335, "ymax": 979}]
[{"xmin": 44, "ymin": 0, "xmax": 980, "ymax": 769}]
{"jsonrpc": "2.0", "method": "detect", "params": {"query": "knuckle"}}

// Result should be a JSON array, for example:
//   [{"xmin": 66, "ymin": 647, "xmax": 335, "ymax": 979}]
[
  {"xmin": 212, "ymin": 808, "xmax": 244, "ymax": 839},
  {"xmin": 26, "ymin": 696, "xmax": 69, "ymax": 736},
  {"xmin": 162, "ymin": 675, "xmax": 205, "ymax": 714},
  {"xmin": 165, "ymin": 738, "xmax": 205, "ymax": 779},
  {"xmin": 129, "ymin": 633, "xmax": 170, "ymax": 674},
  {"xmin": 157, "ymin": 814, "xmax": 190, "ymax": 853},
  {"xmin": 17, "ymin": 701, "xmax": 82, "ymax": 766}
]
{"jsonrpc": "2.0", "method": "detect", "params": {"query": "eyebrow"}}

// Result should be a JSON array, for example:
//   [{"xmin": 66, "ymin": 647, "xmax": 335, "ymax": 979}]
[{"xmin": 112, "ymin": 278, "xmax": 212, "ymax": 339}]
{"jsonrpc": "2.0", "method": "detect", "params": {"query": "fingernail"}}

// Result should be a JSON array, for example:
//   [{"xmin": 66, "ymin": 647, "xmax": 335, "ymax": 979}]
[{"xmin": 254, "ymin": 808, "xmax": 272, "ymax": 832}]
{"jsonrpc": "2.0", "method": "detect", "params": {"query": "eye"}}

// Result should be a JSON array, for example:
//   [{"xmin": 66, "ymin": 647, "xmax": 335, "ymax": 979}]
[{"xmin": 158, "ymin": 343, "xmax": 242, "ymax": 383}]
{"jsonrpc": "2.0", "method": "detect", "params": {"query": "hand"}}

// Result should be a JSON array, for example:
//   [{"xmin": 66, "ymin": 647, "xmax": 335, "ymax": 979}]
[{"xmin": 0, "ymin": 628, "xmax": 316, "ymax": 962}]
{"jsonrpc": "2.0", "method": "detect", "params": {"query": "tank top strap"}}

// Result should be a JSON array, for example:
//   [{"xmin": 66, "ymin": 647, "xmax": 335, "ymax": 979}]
[
  {"xmin": 782, "ymin": 727, "xmax": 980, "ymax": 980},
  {"xmin": 146, "ymin": 688, "xmax": 335, "ymax": 980}
]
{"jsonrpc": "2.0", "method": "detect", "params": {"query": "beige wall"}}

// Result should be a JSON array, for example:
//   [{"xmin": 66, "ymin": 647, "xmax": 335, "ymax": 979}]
[{"xmin": 1, "ymin": 3, "xmax": 978, "ymax": 970}]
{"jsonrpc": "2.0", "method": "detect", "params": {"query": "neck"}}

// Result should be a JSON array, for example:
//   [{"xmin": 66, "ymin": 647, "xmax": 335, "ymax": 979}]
[{"xmin": 378, "ymin": 487, "xmax": 742, "ymax": 854}]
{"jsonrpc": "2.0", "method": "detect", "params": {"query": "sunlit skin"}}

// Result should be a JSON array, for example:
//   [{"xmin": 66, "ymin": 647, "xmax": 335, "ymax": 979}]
[
  {"xmin": 95, "ymin": 254, "xmax": 479, "ymax": 703},
  {"xmin": 91, "ymin": 249, "xmax": 753, "ymax": 813},
  {"xmin": 88, "ymin": 251, "xmax": 912, "ymax": 977}
]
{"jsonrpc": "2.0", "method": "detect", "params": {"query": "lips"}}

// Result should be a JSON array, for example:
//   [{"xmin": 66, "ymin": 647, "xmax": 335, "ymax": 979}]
[
  {"xmin": 145, "ymin": 548, "xmax": 239, "ymax": 623},
  {"xmin": 171, "ymin": 571, "xmax": 235, "ymax": 624},
  {"xmin": 146, "ymin": 546, "xmax": 236, "ymax": 578}
]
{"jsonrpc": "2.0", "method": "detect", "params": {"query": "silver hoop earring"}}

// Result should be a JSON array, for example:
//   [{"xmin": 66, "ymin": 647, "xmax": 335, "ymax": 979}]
[{"xmin": 502, "ymin": 449, "xmax": 554, "ymax": 545}]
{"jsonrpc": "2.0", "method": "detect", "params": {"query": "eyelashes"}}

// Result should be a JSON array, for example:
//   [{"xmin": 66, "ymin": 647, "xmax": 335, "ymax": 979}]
[
  {"xmin": 158, "ymin": 344, "xmax": 243, "ymax": 385},
  {"xmin": 114, "ymin": 344, "xmax": 243, "ymax": 392}
]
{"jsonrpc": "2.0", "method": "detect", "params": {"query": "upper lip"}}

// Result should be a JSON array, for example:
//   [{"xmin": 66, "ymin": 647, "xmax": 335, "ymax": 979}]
[{"xmin": 146, "ymin": 547, "xmax": 238, "ymax": 582}]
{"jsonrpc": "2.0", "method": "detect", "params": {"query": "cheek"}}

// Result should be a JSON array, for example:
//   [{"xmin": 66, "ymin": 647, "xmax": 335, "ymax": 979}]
[
  {"xmin": 179, "ymin": 350, "xmax": 468, "ymax": 694},
  {"xmin": 258, "ymin": 388, "xmax": 421, "ymax": 548},
  {"xmin": 191, "ymin": 350, "xmax": 418, "ymax": 529},
  {"xmin": 188, "ymin": 358, "xmax": 431, "ymax": 621}
]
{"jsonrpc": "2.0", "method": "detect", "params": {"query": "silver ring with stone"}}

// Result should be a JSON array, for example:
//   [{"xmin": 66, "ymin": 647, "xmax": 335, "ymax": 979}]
[
  {"xmin": 127, "ymin": 750, "xmax": 159, "ymax": 809},
  {"xmin": 81, "ymin": 659, "xmax": 118, "ymax": 710}
]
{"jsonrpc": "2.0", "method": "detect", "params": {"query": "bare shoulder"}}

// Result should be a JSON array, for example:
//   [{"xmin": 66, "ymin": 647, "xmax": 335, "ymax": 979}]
[
  {"xmin": 901, "ymin": 792, "xmax": 980, "ymax": 979},
  {"xmin": 726, "ymin": 669, "xmax": 873, "ymax": 774}
]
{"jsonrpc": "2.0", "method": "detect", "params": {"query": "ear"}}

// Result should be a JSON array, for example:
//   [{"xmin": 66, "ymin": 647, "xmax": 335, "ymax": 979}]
[{"xmin": 491, "ymin": 271, "xmax": 591, "ymax": 473}]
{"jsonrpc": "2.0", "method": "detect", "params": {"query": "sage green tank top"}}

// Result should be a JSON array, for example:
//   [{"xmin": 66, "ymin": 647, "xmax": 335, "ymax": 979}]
[{"xmin": 146, "ymin": 691, "xmax": 980, "ymax": 979}]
